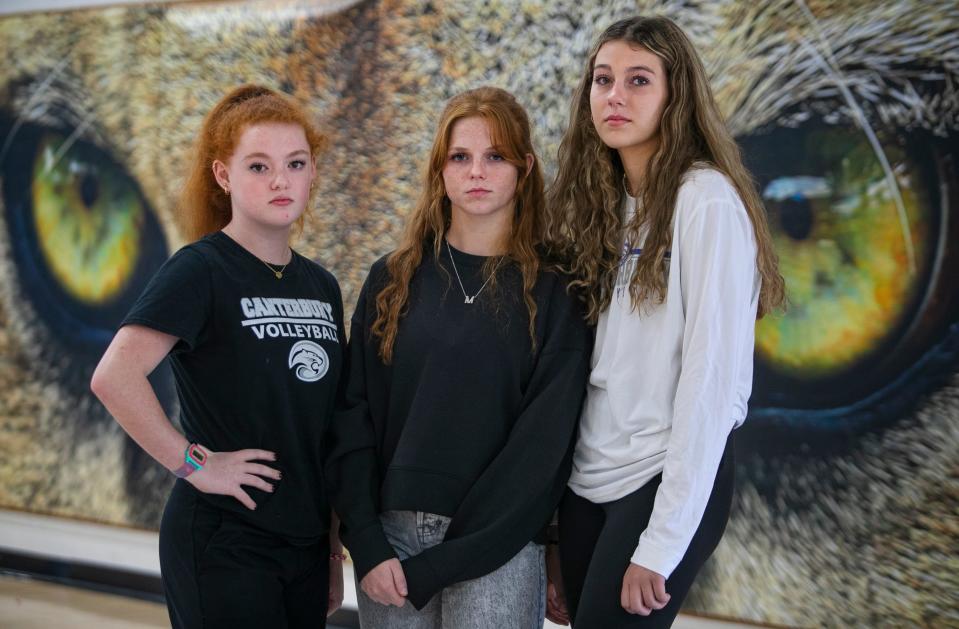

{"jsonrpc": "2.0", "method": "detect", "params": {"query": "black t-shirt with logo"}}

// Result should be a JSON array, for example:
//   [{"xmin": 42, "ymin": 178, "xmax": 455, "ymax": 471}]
[{"xmin": 122, "ymin": 231, "xmax": 345, "ymax": 542}]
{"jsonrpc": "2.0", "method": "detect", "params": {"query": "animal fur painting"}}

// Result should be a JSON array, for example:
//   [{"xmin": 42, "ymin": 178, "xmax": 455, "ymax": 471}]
[{"xmin": 0, "ymin": 1, "xmax": 956, "ymax": 626}]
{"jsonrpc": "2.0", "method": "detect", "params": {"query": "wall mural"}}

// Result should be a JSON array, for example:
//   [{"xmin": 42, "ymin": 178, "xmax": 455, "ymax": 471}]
[{"xmin": 0, "ymin": 0, "xmax": 955, "ymax": 625}]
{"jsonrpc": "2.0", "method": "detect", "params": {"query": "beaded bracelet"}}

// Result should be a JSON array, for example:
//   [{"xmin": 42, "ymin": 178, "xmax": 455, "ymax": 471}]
[{"xmin": 330, "ymin": 552, "xmax": 348, "ymax": 561}]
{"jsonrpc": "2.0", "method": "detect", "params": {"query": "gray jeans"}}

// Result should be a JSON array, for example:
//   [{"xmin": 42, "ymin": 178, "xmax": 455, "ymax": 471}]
[{"xmin": 356, "ymin": 511, "xmax": 546, "ymax": 629}]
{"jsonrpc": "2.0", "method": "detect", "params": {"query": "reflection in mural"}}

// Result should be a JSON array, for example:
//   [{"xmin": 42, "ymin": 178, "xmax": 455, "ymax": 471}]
[{"xmin": 0, "ymin": 1, "xmax": 955, "ymax": 625}]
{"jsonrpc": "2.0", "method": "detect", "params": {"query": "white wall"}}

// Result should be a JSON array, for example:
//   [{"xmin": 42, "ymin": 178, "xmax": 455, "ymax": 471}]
[
  {"xmin": 0, "ymin": 509, "xmax": 160, "ymax": 575},
  {"xmin": 0, "ymin": 0, "xmax": 193, "ymax": 16},
  {"xmin": 0, "ymin": 508, "xmax": 362, "ymax": 611}
]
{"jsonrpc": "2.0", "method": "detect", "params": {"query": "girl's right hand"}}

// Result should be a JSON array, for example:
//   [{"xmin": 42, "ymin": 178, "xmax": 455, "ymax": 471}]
[
  {"xmin": 546, "ymin": 543, "xmax": 570, "ymax": 625},
  {"xmin": 185, "ymin": 448, "xmax": 280, "ymax": 510},
  {"xmin": 361, "ymin": 558, "xmax": 407, "ymax": 607}
]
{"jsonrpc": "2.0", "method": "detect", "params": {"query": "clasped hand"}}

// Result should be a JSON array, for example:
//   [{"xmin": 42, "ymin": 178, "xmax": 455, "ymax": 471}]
[{"xmin": 361, "ymin": 558, "xmax": 408, "ymax": 607}]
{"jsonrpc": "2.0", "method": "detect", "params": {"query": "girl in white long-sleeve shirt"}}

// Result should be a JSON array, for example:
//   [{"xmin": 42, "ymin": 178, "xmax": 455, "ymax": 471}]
[{"xmin": 544, "ymin": 16, "xmax": 785, "ymax": 628}]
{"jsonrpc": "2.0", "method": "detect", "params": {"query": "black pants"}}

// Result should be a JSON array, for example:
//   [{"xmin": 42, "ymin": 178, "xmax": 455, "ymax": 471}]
[
  {"xmin": 558, "ymin": 436, "xmax": 734, "ymax": 629},
  {"xmin": 159, "ymin": 480, "xmax": 329, "ymax": 629}
]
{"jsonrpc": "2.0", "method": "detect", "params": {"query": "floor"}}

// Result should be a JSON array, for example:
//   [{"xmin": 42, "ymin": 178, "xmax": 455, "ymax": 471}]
[
  {"xmin": 1, "ymin": 574, "xmax": 168, "ymax": 629},
  {"xmin": 0, "ymin": 573, "xmax": 753, "ymax": 629}
]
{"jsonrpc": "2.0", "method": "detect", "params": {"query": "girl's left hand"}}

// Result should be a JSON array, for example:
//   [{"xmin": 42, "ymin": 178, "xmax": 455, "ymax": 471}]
[
  {"xmin": 620, "ymin": 562, "xmax": 670, "ymax": 615},
  {"xmin": 327, "ymin": 555, "xmax": 344, "ymax": 617}
]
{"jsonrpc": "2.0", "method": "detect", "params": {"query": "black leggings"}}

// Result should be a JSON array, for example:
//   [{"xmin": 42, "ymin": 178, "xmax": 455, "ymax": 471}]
[
  {"xmin": 159, "ymin": 480, "xmax": 329, "ymax": 629},
  {"xmin": 558, "ymin": 436, "xmax": 734, "ymax": 629}
]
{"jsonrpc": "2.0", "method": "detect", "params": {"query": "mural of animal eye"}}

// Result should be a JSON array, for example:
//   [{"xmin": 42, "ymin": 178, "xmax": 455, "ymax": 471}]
[
  {"xmin": 1, "ymin": 113, "xmax": 176, "ymax": 526},
  {"xmin": 32, "ymin": 132, "xmax": 145, "ymax": 305},
  {"xmin": 0, "ymin": 3, "xmax": 956, "ymax": 627},
  {"xmin": 1, "ymin": 119, "xmax": 169, "ymax": 351},
  {"xmin": 740, "ymin": 122, "xmax": 946, "ymax": 411}
]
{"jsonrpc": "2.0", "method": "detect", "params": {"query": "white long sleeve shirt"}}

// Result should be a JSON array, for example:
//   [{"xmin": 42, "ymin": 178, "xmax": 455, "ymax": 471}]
[{"xmin": 567, "ymin": 167, "xmax": 760, "ymax": 578}]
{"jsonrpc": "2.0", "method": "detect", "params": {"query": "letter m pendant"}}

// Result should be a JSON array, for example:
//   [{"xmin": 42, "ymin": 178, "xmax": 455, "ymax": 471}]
[{"xmin": 464, "ymin": 296, "xmax": 475, "ymax": 304}]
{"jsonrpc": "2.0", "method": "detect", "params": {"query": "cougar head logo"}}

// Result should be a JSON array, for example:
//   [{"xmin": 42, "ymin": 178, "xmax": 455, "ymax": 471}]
[{"xmin": 288, "ymin": 340, "xmax": 329, "ymax": 383}]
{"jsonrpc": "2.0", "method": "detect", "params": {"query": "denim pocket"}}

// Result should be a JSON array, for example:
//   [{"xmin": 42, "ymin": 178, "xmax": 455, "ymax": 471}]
[{"xmin": 415, "ymin": 512, "xmax": 451, "ymax": 547}]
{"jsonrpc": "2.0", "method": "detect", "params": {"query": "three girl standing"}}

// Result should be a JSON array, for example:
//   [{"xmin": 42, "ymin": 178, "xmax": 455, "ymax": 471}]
[{"xmin": 92, "ymin": 14, "xmax": 781, "ymax": 629}]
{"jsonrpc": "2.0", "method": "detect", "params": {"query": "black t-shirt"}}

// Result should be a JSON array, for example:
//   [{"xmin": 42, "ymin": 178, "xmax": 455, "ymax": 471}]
[{"xmin": 123, "ymin": 231, "xmax": 345, "ymax": 542}]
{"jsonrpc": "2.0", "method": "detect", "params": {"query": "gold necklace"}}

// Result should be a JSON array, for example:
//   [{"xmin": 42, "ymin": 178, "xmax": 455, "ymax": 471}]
[{"xmin": 259, "ymin": 254, "xmax": 290, "ymax": 279}]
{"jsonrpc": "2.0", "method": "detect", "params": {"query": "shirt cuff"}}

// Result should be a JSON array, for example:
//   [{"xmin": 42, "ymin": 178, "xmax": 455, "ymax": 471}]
[
  {"xmin": 401, "ymin": 553, "xmax": 444, "ymax": 610},
  {"xmin": 344, "ymin": 521, "xmax": 397, "ymax": 582},
  {"xmin": 631, "ymin": 539, "xmax": 680, "ymax": 579}
]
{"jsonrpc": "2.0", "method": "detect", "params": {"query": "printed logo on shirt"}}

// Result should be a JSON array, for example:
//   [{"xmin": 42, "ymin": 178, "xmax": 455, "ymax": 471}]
[
  {"xmin": 288, "ymin": 340, "xmax": 330, "ymax": 382},
  {"xmin": 239, "ymin": 297, "xmax": 339, "ymax": 343},
  {"xmin": 616, "ymin": 244, "xmax": 671, "ymax": 295}
]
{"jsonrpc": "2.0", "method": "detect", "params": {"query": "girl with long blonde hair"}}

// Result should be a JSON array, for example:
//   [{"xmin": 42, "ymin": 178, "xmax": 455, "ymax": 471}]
[
  {"xmin": 92, "ymin": 84, "xmax": 345, "ymax": 628},
  {"xmin": 546, "ymin": 16, "xmax": 785, "ymax": 628},
  {"xmin": 326, "ymin": 86, "xmax": 589, "ymax": 628}
]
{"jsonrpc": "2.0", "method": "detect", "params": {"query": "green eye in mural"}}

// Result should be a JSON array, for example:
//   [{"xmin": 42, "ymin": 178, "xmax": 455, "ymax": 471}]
[
  {"xmin": 1, "ymin": 118, "xmax": 168, "ymax": 353},
  {"xmin": 739, "ymin": 120, "xmax": 949, "ymax": 413},
  {"xmin": 755, "ymin": 129, "xmax": 930, "ymax": 378},
  {"xmin": 32, "ymin": 133, "xmax": 146, "ymax": 304}
]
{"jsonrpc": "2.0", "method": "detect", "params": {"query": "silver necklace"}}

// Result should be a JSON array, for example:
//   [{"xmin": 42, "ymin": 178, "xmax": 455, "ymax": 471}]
[{"xmin": 445, "ymin": 239, "xmax": 500, "ymax": 304}]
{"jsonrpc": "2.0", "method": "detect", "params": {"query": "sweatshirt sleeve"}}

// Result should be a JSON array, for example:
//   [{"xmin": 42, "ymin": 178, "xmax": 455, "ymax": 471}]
[
  {"xmin": 630, "ymin": 189, "xmax": 759, "ymax": 578},
  {"xmin": 400, "ymin": 277, "xmax": 590, "ymax": 609},
  {"xmin": 324, "ymin": 266, "xmax": 397, "ymax": 580}
]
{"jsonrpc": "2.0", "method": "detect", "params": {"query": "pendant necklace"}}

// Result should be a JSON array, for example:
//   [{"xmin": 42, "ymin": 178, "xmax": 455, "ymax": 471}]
[
  {"xmin": 259, "ymin": 254, "xmax": 290, "ymax": 279},
  {"xmin": 445, "ymin": 239, "xmax": 499, "ymax": 304}
]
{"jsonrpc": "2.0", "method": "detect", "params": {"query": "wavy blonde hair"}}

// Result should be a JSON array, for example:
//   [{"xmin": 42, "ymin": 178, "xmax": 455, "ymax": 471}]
[
  {"xmin": 372, "ymin": 87, "xmax": 546, "ymax": 363},
  {"xmin": 545, "ymin": 16, "xmax": 784, "ymax": 323},
  {"xmin": 179, "ymin": 84, "xmax": 328, "ymax": 241}
]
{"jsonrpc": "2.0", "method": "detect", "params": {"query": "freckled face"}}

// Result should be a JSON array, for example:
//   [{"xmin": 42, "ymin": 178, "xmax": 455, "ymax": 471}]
[
  {"xmin": 442, "ymin": 116, "xmax": 520, "ymax": 225},
  {"xmin": 590, "ymin": 41, "xmax": 668, "ymax": 155},
  {"xmin": 214, "ymin": 122, "xmax": 315, "ymax": 233}
]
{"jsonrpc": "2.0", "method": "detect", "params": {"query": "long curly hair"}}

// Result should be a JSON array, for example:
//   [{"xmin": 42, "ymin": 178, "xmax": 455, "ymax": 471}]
[
  {"xmin": 545, "ymin": 16, "xmax": 784, "ymax": 323},
  {"xmin": 372, "ymin": 86, "xmax": 546, "ymax": 363},
  {"xmin": 179, "ymin": 84, "xmax": 328, "ymax": 241}
]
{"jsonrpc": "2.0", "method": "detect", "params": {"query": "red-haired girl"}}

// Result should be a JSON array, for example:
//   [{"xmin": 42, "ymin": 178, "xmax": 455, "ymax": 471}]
[
  {"xmin": 92, "ymin": 84, "xmax": 344, "ymax": 628},
  {"xmin": 326, "ymin": 86, "xmax": 590, "ymax": 628}
]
